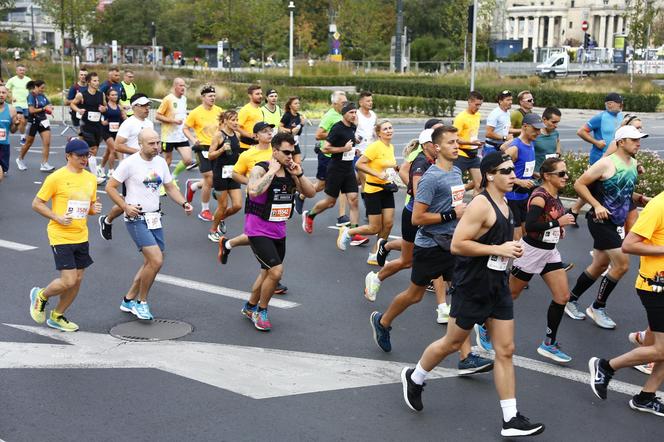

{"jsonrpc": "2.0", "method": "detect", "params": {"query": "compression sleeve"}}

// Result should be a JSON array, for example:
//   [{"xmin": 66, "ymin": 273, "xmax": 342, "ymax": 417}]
[{"xmin": 525, "ymin": 204, "xmax": 560, "ymax": 232}]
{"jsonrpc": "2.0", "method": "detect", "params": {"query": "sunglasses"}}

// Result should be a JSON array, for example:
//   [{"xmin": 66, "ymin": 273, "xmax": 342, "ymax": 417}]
[
  {"xmin": 524, "ymin": 99, "xmax": 534, "ymax": 103},
  {"xmin": 546, "ymin": 171, "xmax": 569, "ymax": 178},
  {"xmin": 279, "ymin": 150, "xmax": 295, "ymax": 156},
  {"xmin": 492, "ymin": 166, "xmax": 515, "ymax": 175}
]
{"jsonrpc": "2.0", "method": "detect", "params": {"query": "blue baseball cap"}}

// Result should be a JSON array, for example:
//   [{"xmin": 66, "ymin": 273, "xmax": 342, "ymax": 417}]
[{"xmin": 65, "ymin": 138, "xmax": 90, "ymax": 155}]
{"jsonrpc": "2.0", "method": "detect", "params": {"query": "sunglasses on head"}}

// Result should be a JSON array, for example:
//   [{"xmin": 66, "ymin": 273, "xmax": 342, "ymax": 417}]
[{"xmin": 546, "ymin": 170, "xmax": 569, "ymax": 178}]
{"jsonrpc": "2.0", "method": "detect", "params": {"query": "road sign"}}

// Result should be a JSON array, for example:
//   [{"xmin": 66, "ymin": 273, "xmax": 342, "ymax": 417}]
[{"xmin": 581, "ymin": 20, "xmax": 589, "ymax": 32}]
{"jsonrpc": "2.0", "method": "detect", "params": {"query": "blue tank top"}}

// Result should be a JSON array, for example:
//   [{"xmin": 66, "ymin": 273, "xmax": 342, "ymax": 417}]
[
  {"xmin": 104, "ymin": 103, "xmax": 123, "ymax": 124},
  {"xmin": 0, "ymin": 104, "xmax": 11, "ymax": 144},
  {"xmin": 589, "ymin": 153, "xmax": 637, "ymax": 225},
  {"xmin": 506, "ymin": 137, "xmax": 536, "ymax": 201}
]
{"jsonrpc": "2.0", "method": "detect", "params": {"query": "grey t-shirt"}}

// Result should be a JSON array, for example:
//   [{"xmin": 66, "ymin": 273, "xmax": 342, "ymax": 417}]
[{"xmin": 414, "ymin": 164, "xmax": 464, "ymax": 248}]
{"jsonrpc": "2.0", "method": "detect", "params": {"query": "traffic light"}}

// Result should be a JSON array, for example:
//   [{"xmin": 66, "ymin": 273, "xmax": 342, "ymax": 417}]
[
  {"xmin": 467, "ymin": 5, "xmax": 474, "ymax": 33},
  {"xmin": 583, "ymin": 32, "xmax": 590, "ymax": 49}
]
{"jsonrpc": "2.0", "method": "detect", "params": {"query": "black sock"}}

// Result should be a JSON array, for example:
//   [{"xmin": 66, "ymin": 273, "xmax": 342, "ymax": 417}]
[
  {"xmin": 635, "ymin": 391, "xmax": 656, "ymax": 403},
  {"xmin": 123, "ymin": 297, "xmax": 133, "ymax": 303},
  {"xmin": 545, "ymin": 301, "xmax": 565, "ymax": 344},
  {"xmin": 257, "ymin": 306, "xmax": 267, "ymax": 312},
  {"xmin": 246, "ymin": 302, "xmax": 257, "ymax": 309},
  {"xmin": 570, "ymin": 271, "xmax": 596, "ymax": 301},
  {"xmin": 308, "ymin": 210, "xmax": 317, "ymax": 219},
  {"xmin": 599, "ymin": 358, "xmax": 615, "ymax": 375},
  {"xmin": 593, "ymin": 275, "xmax": 619, "ymax": 309}
]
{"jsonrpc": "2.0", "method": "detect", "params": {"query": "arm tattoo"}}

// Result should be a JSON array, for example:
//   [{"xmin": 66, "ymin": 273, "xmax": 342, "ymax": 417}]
[{"xmin": 249, "ymin": 167, "xmax": 273, "ymax": 195}]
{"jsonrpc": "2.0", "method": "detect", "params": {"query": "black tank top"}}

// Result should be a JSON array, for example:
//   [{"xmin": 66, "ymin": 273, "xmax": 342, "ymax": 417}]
[
  {"xmin": 213, "ymin": 131, "xmax": 241, "ymax": 176},
  {"xmin": 454, "ymin": 191, "xmax": 514, "ymax": 290},
  {"xmin": 81, "ymin": 89, "xmax": 104, "ymax": 125}
]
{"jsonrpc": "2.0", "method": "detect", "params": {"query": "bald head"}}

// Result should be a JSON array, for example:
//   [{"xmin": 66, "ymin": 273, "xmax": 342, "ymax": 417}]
[
  {"xmin": 139, "ymin": 128, "xmax": 159, "ymax": 144},
  {"xmin": 173, "ymin": 77, "xmax": 186, "ymax": 97},
  {"xmin": 138, "ymin": 128, "xmax": 161, "ymax": 159}
]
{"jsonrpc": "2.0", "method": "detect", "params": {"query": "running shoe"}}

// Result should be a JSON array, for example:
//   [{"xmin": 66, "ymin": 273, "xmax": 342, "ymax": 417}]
[
  {"xmin": 46, "ymin": 312, "xmax": 79, "ymax": 332},
  {"xmin": 376, "ymin": 238, "xmax": 390, "ymax": 266},
  {"xmin": 501, "ymin": 413, "xmax": 545, "ymax": 437},
  {"xmin": 364, "ymin": 271, "xmax": 381, "ymax": 301},
  {"xmin": 40, "ymin": 162, "xmax": 55, "ymax": 172},
  {"xmin": 436, "ymin": 303, "xmax": 450, "ymax": 324},
  {"xmin": 186, "ymin": 161, "xmax": 198, "ymax": 171},
  {"xmin": 474, "ymin": 324, "xmax": 493, "ymax": 352},
  {"xmin": 98, "ymin": 215, "xmax": 112, "ymax": 240},
  {"xmin": 336, "ymin": 226, "xmax": 352, "ymax": 251},
  {"xmin": 366, "ymin": 252, "xmax": 378, "ymax": 266},
  {"xmin": 15, "ymin": 157, "xmax": 27, "ymax": 171},
  {"xmin": 564, "ymin": 300, "xmax": 586, "ymax": 320},
  {"xmin": 208, "ymin": 230, "xmax": 221, "ymax": 242},
  {"xmin": 96, "ymin": 165, "xmax": 105, "ymax": 178},
  {"xmin": 634, "ymin": 362, "xmax": 654, "ymax": 375},
  {"xmin": 218, "ymin": 220, "xmax": 227, "ymax": 234},
  {"xmin": 29, "ymin": 287, "xmax": 47, "ymax": 324},
  {"xmin": 336, "ymin": 215, "xmax": 350, "ymax": 227},
  {"xmin": 588, "ymin": 357, "xmax": 612, "ymax": 400},
  {"xmin": 350, "ymin": 234, "xmax": 369, "ymax": 246},
  {"xmin": 96, "ymin": 176, "xmax": 106, "ymax": 185},
  {"xmin": 400, "ymin": 367, "xmax": 424, "ymax": 412},
  {"xmin": 252, "ymin": 308, "xmax": 272, "ymax": 331},
  {"xmin": 586, "ymin": 305, "xmax": 616, "ymax": 329},
  {"xmin": 198, "ymin": 209, "xmax": 213, "ymax": 221},
  {"xmin": 294, "ymin": 192, "xmax": 304, "ymax": 214},
  {"xmin": 20, "ymin": 135, "xmax": 26, "ymax": 145},
  {"xmin": 537, "ymin": 341, "xmax": 572, "ymax": 363},
  {"xmin": 274, "ymin": 283, "xmax": 288, "ymax": 295},
  {"xmin": 120, "ymin": 298, "xmax": 136, "ymax": 313},
  {"xmin": 563, "ymin": 262, "xmax": 574, "ymax": 272},
  {"xmin": 132, "ymin": 302, "xmax": 154, "ymax": 320},
  {"xmin": 185, "ymin": 179, "xmax": 196, "ymax": 203},
  {"xmin": 241, "ymin": 302, "xmax": 257, "ymax": 320},
  {"xmin": 628, "ymin": 330, "xmax": 646, "ymax": 346},
  {"xmin": 218, "ymin": 236, "xmax": 231, "ymax": 264},
  {"xmin": 629, "ymin": 395, "xmax": 664, "ymax": 417},
  {"xmin": 425, "ymin": 282, "xmax": 435, "ymax": 292},
  {"xmin": 457, "ymin": 353, "xmax": 494, "ymax": 375},
  {"xmin": 302, "ymin": 210, "xmax": 314, "ymax": 234},
  {"xmin": 370, "ymin": 311, "xmax": 391, "ymax": 352}
]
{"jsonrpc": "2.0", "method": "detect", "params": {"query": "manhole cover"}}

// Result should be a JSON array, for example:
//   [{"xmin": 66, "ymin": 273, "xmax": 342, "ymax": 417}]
[{"xmin": 110, "ymin": 319, "xmax": 193, "ymax": 342}]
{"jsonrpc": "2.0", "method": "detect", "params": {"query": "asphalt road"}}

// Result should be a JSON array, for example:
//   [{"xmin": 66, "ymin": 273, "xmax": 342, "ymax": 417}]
[{"xmin": 0, "ymin": 122, "xmax": 662, "ymax": 441}]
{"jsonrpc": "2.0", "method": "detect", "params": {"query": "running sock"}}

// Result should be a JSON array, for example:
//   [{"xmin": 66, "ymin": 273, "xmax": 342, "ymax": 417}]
[
  {"xmin": 37, "ymin": 289, "xmax": 47, "ymax": 301},
  {"xmin": 593, "ymin": 275, "xmax": 619, "ymax": 309},
  {"xmin": 123, "ymin": 297, "xmax": 133, "ymax": 303},
  {"xmin": 172, "ymin": 160, "xmax": 186, "ymax": 178},
  {"xmin": 201, "ymin": 202, "xmax": 210, "ymax": 211},
  {"xmin": 570, "ymin": 271, "xmax": 596, "ymax": 301},
  {"xmin": 257, "ymin": 306, "xmax": 267, "ymax": 312},
  {"xmin": 246, "ymin": 302, "xmax": 257, "ymax": 309},
  {"xmin": 600, "ymin": 358, "xmax": 615, "ymax": 374},
  {"xmin": 350, "ymin": 224, "xmax": 358, "ymax": 228},
  {"xmin": 411, "ymin": 361, "xmax": 429, "ymax": 385},
  {"xmin": 545, "ymin": 301, "xmax": 565, "ymax": 344},
  {"xmin": 104, "ymin": 217, "xmax": 112, "ymax": 225},
  {"xmin": 225, "ymin": 240, "xmax": 232, "ymax": 250},
  {"xmin": 191, "ymin": 181, "xmax": 202, "ymax": 191},
  {"xmin": 50, "ymin": 310, "xmax": 63, "ymax": 320},
  {"xmin": 438, "ymin": 303, "xmax": 447, "ymax": 310},
  {"xmin": 500, "ymin": 398, "xmax": 518, "ymax": 422},
  {"xmin": 308, "ymin": 210, "xmax": 317, "ymax": 219},
  {"xmin": 635, "ymin": 391, "xmax": 656, "ymax": 403}
]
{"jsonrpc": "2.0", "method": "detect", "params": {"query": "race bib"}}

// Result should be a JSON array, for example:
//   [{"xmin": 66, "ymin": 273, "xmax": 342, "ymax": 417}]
[
  {"xmin": 87, "ymin": 111, "xmax": 101, "ymax": 122},
  {"xmin": 617, "ymin": 226, "xmax": 625, "ymax": 240},
  {"xmin": 487, "ymin": 254, "xmax": 509, "ymax": 271},
  {"xmin": 109, "ymin": 122, "xmax": 120, "ymax": 132},
  {"xmin": 523, "ymin": 160, "xmax": 535, "ymax": 178},
  {"xmin": 342, "ymin": 149, "xmax": 355, "ymax": 161},
  {"xmin": 66, "ymin": 200, "xmax": 90, "ymax": 220},
  {"xmin": 542, "ymin": 227, "xmax": 561, "ymax": 244},
  {"xmin": 40, "ymin": 119, "xmax": 50, "ymax": 128},
  {"xmin": 144, "ymin": 212, "xmax": 162, "ymax": 230},
  {"xmin": 221, "ymin": 165, "xmax": 234, "ymax": 179},
  {"xmin": 0, "ymin": 128, "xmax": 6, "ymax": 139},
  {"xmin": 451, "ymin": 184, "xmax": 466, "ymax": 207},
  {"xmin": 268, "ymin": 203, "xmax": 292, "ymax": 222},
  {"xmin": 545, "ymin": 153, "xmax": 558, "ymax": 159},
  {"xmin": 201, "ymin": 150, "xmax": 209, "ymax": 159}
]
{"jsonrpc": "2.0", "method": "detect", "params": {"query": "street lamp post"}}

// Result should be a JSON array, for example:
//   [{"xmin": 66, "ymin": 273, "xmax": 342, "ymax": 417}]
[
  {"xmin": 470, "ymin": 0, "xmax": 478, "ymax": 92},
  {"xmin": 288, "ymin": 1, "xmax": 295, "ymax": 77},
  {"xmin": 29, "ymin": 4, "xmax": 36, "ymax": 48}
]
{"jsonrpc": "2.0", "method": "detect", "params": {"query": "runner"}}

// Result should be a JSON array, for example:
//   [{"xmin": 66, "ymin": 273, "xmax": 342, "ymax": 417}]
[
  {"xmin": 29, "ymin": 139, "xmax": 101, "ymax": 331},
  {"xmin": 565, "ymin": 125, "xmax": 645, "ymax": 328},
  {"xmin": 355, "ymin": 91, "xmax": 377, "ymax": 213},
  {"xmin": 279, "ymin": 96, "xmax": 307, "ymax": 166},
  {"xmin": 5, "ymin": 64, "xmax": 31, "ymax": 144},
  {"xmin": 99, "ymin": 66, "xmax": 123, "ymax": 98},
  {"xmin": 399, "ymin": 151, "xmax": 545, "ymax": 437},
  {"xmin": 0, "ymin": 85, "xmax": 19, "ymax": 183},
  {"xmin": 589, "ymin": 190, "xmax": 664, "ymax": 417},
  {"xmin": 16, "ymin": 80, "xmax": 54, "ymax": 172},
  {"xmin": 207, "ymin": 110, "xmax": 242, "ymax": 241},
  {"xmin": 261, "ymin": 88, "xmax": 283, "ymax": 130},
  {"xmin": 105, "ymin": 128, "xmax": 193, "ymax": 320},
  {"xmin": 99, "ymin": 88, "xmax": 126, "ymax": 176},
  {"xmin": 237, "ymin": 85, "xmax": 263, "ymax": 150},
  {"xmin": 483, "ymin": 90, "xmax": 513, "ymax": 155},
  {"xmin": 156, "ymin": 78, "xmax": 192, "ymax": 187},
  {"xmin": 452, "ymin": 90, "xmax": 484, "ymax": 195},
  {"xmin": 509, "ymin": 157, "xmax": 576, "ymax": 363},
  {"xmin": 510, "ymin": 90, "xmax": 534, "ymax": 135},
  {"xmin": 119, "ymin": 69, "xmax": 137, "ymax": 116},
  {"xmin": 183, "ymin": 85, "xmax": 223, "ymax": 222},
  {"xmin": 240, "ymin": 132, "xmax": 315, "ymax": 331},
  {"xmin": 65, "ymin": 67, "xmax": 88, "ymax": 129},
  {"xmin": 532, "ymin": 107, "xmax": 561, "ymax": 179}
]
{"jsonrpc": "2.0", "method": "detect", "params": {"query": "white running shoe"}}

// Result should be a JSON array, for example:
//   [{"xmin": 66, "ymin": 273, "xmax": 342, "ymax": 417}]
[
  {"xmin": 40, "ymin": 162, "xmax": 55, "ymax": 172},
  {"xmin": 436, "ymin": 304, "xmax": 450, "ymax": 324},
  {"xmin": 15, "ymin": 157, "xmax": 27, "ymax": 171},
  {"xmin": 364, "ymin": 271, "xmax": 381, "ymax": 301}
]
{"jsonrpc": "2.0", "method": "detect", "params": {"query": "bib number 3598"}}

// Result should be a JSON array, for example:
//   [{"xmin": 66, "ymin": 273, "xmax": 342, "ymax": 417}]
[{"xmin": 487, "ymin": 255, "xmax": 509, "ymax": 271}]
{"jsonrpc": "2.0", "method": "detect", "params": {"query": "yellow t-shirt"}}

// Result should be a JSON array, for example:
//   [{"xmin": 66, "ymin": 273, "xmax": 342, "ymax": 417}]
[
  {"xmin": 233, "ymin": 146, "xmax": 273, "ymax": 177},
  {"xmin": 184, "ymin": 104, "xmax": 223, "ymax": 146},
  {"xmin": 363, "ymin": 140, "xmax": 396, "ymax": 194},
  {"xmin": 453, "ymin": 110, "xmax": 481, "ymax": 158},
  {"xmin": 36, "ymin": 167, "xmax": 98, "ymax": 246},
  {"xmin": 157, "ymin": 93, "xmax": 188, "ymax": 143},
  {"xmin": 238, "ymin": 103, "xmax": 264, "ymax": 149},
  {"xmin": 631, "ymin": 191, "xmax": 664, "ymax": 292}
]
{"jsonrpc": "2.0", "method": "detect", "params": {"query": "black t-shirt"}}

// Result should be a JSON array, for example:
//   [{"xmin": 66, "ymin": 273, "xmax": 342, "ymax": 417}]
[
  {"xmin": 326, "ymin": 121, "xmax": 356, "ymax": 172},
  {"xmin": 280, "ymin": 111, "xmax": 302, "ymax": 137},
  {"xmin": 407, "ymin": 152, "xmax": 434, "ymax": 197}
]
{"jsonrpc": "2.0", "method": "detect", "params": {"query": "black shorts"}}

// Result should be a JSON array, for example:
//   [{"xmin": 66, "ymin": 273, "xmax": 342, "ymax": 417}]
[
  {"xmin": 325, "ymin": 167, "xmax": 357, "ymax": 198},
  {"xmin": 28, "ymin": 120, "xmax": 50, "ymax": 137},
  {"xmin": 162, "ymin": 141, "xmax": 190, "ymax": 153},
  {"xmin": 450, "ymin": 282, "xmax": 514, "ymax": 330},
  {"xmin": 51, "ymin": 242, "xmax": 94, "ymax": 271},
  {"xmin": 80, "ymin": 126, "xmax": 103, "ymax": 148},
  {"xmin": 365, "ymin": 190, "xmax": 395, "ymax": 215},
  {"xmin": 511, "ymin": 262, "xmax": 564, "ymax": 282},
  {"xmin": 195, "ymin": 147, "xmax": 213, "ymax": 173},
  {"xmin": 213, "ymin": 176, "xmax": 241, "ymax": 191},
  {"xmin": 70, "ymin": 113, "xmax": 81, "ymax": 127},
  {"xmin": 637, "ymin": 289, "xmax": 664, "ymax": 333},
  {"xmin": 316, "ymin": 152, "xmax": 331, "ymax": 181},
  {"xmin": 0, "ymin": 143, "xmax": 9, "ymax": 173},
  {"xmin": 102, "ymin": 129, "xmax": 118, "ymax": 140},
  {"xmin": 507, "ymin": 198, "xmax": 528, "ymax": 226},
  {"xmin": 249, "ymin": 236, "xmax": 286, "ymax": 270},
  {"xmin": 401, "ymin": 206, "xmax": 418, "ymax": 243},
  {"xmin": 587, "ymin": 217, "xmax": 624, "ymax": 250},
  {"xmin": 410, "ymin": 246, "xmax": 456, "ymax": 287},
  {"xmin": 454, "ymin": 155, "xmax": 481, "ymax": 173}
]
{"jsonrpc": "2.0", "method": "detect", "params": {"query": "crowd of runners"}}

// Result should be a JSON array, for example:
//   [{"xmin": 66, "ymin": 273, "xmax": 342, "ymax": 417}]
[{"xmin": 0, "ymin": 62, "xmax": 661, "ymax": 435}]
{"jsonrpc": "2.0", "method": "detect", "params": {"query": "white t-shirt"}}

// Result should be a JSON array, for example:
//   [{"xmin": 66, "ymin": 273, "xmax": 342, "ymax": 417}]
[
  {"xmin": 112, "ymin": 152, "xmax": 172, "ymax": 213},
  {"xmin": 117, "ymin": 116, "xmax": 155, "ymax": 156},
  {"xmin": 159, "ymin": 93, "xmax": 188, "ymax": 143},
  {"xmin": 356, "ymin": 109, "xmax": 377, "ymax": 152},
  {"xmin": 486, "ymin": 107, "xmax": 511, "ymax": 139}
]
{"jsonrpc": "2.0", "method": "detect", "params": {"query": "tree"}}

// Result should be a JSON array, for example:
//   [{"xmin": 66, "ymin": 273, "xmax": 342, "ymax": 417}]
[
  {"xmin": 36, "ymin": 0, "xmax": 97, "ymax": 56},
  {"xmin": 333, "ymin": 0, "xmax": 395, "ymax": 59},
  {"xmin": 626, "ymin": 0, "xmax": 660, "ymax": 55}
]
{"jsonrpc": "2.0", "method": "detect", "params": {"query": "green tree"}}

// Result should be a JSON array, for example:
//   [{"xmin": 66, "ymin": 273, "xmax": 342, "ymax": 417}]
[
  {"xmin": 333, "ymin": 0, "xmax": 395, "ymax": 59},
  {"xmin": 627, "ymin": 0, "xmax": 660, "ymax": 55},
  {"xmin": 36, "ymin": 0, "xmax": 97, "ymax": 56}
]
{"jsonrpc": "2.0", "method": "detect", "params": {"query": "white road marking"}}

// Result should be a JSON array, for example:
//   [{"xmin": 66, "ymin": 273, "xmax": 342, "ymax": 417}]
[
  {"xmin": 155, "ymin": 274, "xmax": 300, "ymax": 309},
  {"xmin": 327, "ymin": 225, "xmax": 401, "ymax": 240},
  {"xmin": 0, "ymin": 239, "xmax": 38, "ymax": 251}
]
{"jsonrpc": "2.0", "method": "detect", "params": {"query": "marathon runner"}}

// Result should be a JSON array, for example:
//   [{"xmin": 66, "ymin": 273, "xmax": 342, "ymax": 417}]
[
  {"xmin": 400, "ymin": 151, "xmax": 545, "ymax": 438},
  {"xmin": 156, "ymin": 78, "xmax": 192, "ymax": 188},
  {"xmin": 355, "ymin": 91, "xmax": 377, "ymax": 212},
  {"xmin": 483, "ymin": 90, "xmax": 513, "ymax": 155},
  {"xmin": 65, "ymin": 67, "xmax": 88, "ymax": 129},
  {"xmin": 99, "ymin": 88, "xmax": 126, "ymax": 177},
  {"xmin": 532, "ymin": 107, "xmax": 562, "ymax": 180},
  {"xmin": 99, "ymin": 66, "xmax": 123, "ymax": 99},
  {"xmin": 5, "ymin": 64, "xmax": 31, "ymax": 144},
  {"xmin": 237, "ymin": 85, "xmax": 263, "ymax": 150},
  {"xmin": 16, "ymin": 80, "xmax": 54, "ymax": 172},
  {"xmin": 261, "ymin": 88, "xmax": 283, "ymax": 130},
  {"xmin": 29, "ymin": 139, "xmax": 101, "ymax": 331},
  {"xmin": 0, "ymin": 85, "xmax": 19, "ymax": 183},
  {"xmin": 280, "ymin": 96, "xmax": 307, "ymax": 166},
  {"xmin": 452, "ymin": 91, "xmax": 484, "ymax": 195},
  {"xmin": 105, "ymin": 128, "xmax": 193, "ymax": 320},
  {"xmin": 119, "ymin": 69, "xmax": 137, "ymax": 116},
  {"xmin": 240, "ymin": 132, "xmax": 315, "ymax": 331},
  {"xmin": 510, "ymin": 90, "xmax": 534, "ymax": 135}
]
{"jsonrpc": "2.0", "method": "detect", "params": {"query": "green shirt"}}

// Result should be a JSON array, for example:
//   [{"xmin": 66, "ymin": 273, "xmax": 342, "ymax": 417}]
[
  {"xmin": 318, "ymin": 108, "xmax": 342, "ymax": 157},
  {"xmin": 6, "ymin": 75, "xmax": 32, "ymax": 108},
  {"xmin": 533, "ymin": 130, "xmax": 559, "ymax": 174},
  {"xmin": 120, "ymin": 81, "xmax": 136, "ymax": 116},
  {"xmin": 404, "ymin": 145, "xmax": 423, "ymax": 205},
  {"xmin": 510, "ymin": 108, "xmax": 528, "ymax": 130}
]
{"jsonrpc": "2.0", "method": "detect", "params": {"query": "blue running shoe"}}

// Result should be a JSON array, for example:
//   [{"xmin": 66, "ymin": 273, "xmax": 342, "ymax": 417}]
[
  {"xmin": 458, "ymin": 352, "xmax": 494, "ymax": 375},
  {"xmin": 474, "ymin": 324, "xmax": 493, "ymax": 352},
  {"xmin": 537, "ymin": 341, "xmax": 572, "ymax": 363},
  {"xmin": 120, "ymin": 298, "xmax": 136, "ymax": 313},
  {"xmin": 241, "ymin": 302, "xmax": 257, "ymax": 320},
  {"xmin": 370, "ymin": 311, "xmax": 391, "ymax": 352},
  {"xmin": 132, "ymin": 302, "xmax": 154, "ymax": 320}
]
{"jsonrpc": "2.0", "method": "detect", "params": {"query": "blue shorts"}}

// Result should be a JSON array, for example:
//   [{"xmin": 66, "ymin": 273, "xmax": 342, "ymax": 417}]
[
  {"xmin": 125, "ymin": 218, "xmax": 165, "ymax": 251},
  {"xmin": 316, "ymin": 152, "xmax": 331, "ymax": 181}
]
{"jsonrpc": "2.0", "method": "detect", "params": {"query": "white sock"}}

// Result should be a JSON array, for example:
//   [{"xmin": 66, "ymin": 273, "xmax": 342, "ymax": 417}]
[
  {"xmin": 192, "ymin": 181, "xmax": 202, "ymax": 190},
  {"xmin": 411, "ymin": 361, "xmax": 429, "ymax": 385},
  {"xmin": 88, "ymin": 156, "xmax": 98, "ymax": 174},
  {"xmin": 104, "ymin": 217, "xmax": 112, "ymax": 225},
  {"xmin": 438, "ymin": 303, "xmax": 447, "ymax": 310},
  {"xmin": 500, "ymin": 398, "xmax": 517, "ymax": 422},
  {"xmin": 201, "ymin": 201, "xmax": 210, "ymax": 211},
  {"xmin": 225, "ymin": 240, "xmax": 232, "ymax": 250}
]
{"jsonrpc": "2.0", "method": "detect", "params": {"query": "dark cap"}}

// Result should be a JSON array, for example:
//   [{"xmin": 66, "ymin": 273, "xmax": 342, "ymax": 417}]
[
  {"xmin": 341, "ymin": 102, "xmax": 357, "ymax": 115},
  {"xmin": 200, "ymin": 85, "xmax": 216, "ymax": 95},
  {"xmin": 497, "ymin": 89, "xmax": 512, "ymax": 101},
  {"xmin": 253, "ymin": 121, "xmax": 275, "ymax": 133},
  {"xmin": 523, "ymin": 113, "xmax": 545, "ymax": 129},
  {"xmin": 605, "ymin": 92, "xmax": 623, "ymax": 103},
  {"xmin": 65, "ymin": 138, "xmax": 90, "ymax": 155},
  {"xmin": 424, "ymin": 118, "xmax": 444, "ymax": 129},
  {"xmin": 480, "ymin": 151, "xmax": 512, "ymax": 188},
  {"xmin": 266, "ymin": 89, "xmax": 277, "ymax": 96}
]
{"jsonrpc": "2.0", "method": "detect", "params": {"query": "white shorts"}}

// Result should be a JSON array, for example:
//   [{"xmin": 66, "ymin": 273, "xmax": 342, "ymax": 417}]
[{"xmin": 512, "ymin": 239, "xmax": 562, "ymax": 276}]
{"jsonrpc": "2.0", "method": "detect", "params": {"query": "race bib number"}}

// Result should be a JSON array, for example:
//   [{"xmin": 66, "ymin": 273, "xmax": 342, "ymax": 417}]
[
  {"xmin": 66, "ymin": 200, "xmax": 90, "ymax": 220},
  {"xmin": 144, "ymin": 212, "xmax": 162, "ymax": 230},
  {"xmin": 617, "ymin": 226, "xmax": 625, "ymax": 240},
  {"xmin": 268, "ymin": 203, "xmax": 292, "ymax": 222},
  {"xmin": 487, "ymin": 254, "xmax": 509, "ymax": 271},
  {"xmin": 0, "ymin": 128, "xmax": 5, "ymax": 139},
  {"xmin": 545, "ymin": 153, "xmax": 558, "ymax": 159},
  {"xmin": 542, "ymin": 227, "xmax": 561, "ymax": 244},
  {"xmin": 87, "ymin": 111, "xmax": 101, "ymax": 122},
  {"xmin": 109, "ymin": 122, "xmax": 120, "ymax": 132},
  {"xmin": 40, "ymin": 119, "xmax": 50, "ymax": 128},
  {"xmin": 342, "ymin": 149, "xmax": 355, "ymax": 161},
  {"xmin": 451, "ymin": 184, "xmax": 465, "ymax": 207},
  {"xmin": 221, "ymin": 165, "xmax": 234, "ymax": 179},
  {"xmin": 523, "ymin": 160, "xmax": 535, "ymax": 178},
  {"xmin": 201, "ymin": 150, "xmax": 209, "ymax": 159}
]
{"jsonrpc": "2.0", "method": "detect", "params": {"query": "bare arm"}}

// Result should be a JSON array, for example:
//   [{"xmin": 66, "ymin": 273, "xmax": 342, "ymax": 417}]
[
  {"xmin": 321, "ymin": 140, "xmax": 352, "ymax": 155},
  {"xmin": 247, "ymin": 165, "xmax": 275, "ymax": 198},
  {"xmin": 315, "ymin": 127, "xmax": 328, "ymax": 141},
  {"xmin": 208, "ymin": 132, "xmax": 224, "ymax": 161},
  {"xmin": 32, "ymin": 196, "xmax": 70, "ymax": 225},
  {"xmin": 602, "ymin": 140, "xmax": 618, "ymax": 157},
  {"xmin": 354, "ymin": 155, "xmax": 386, "ymax": 179},
  {"xmin": 577, "ymin": 125, "xmax": 605, "ymax": 149},
  {"xmin": 164, "ymin": 181, "xmax": 191, "ymax": 213},
  {"xmin": 622, "ymin": 231, "xmax": 664, "ymax": 256},
  {"xmin": 398, "ymin": 160, "xmax": 411, "ymax": 185},
  {"xmin": 574, "ymin": 159, "xmax": 610, "ymax": 218},
  {"xmin": 231, "ymin": 171, "xmax": 248, "ymax": 185},
  {"xmin": 69, "ymin": 92, "xmax": 84, "ymax": 114},
  {"xmin": 113, "ymin": 135, "xmax": 137, "ymax": 155},
  {"xmin": 182, "ymin": 125, "xmax": 199, "ymax": 146}
]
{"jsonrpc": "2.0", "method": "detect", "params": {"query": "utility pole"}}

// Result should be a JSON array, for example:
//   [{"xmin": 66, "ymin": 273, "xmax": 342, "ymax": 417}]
[
  {"xmin": 395, "ymin": 0, "xmax": 403, "ymax": 73},
  {"xmin": 469, "ymin": 0, "xmax": 478, "ymax": 92}
]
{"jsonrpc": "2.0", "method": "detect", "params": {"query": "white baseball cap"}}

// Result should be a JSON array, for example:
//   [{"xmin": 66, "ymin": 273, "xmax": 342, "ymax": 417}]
[
  {"xmin": 614, "ymin": 125, "xmax": 648, "ymax": 141},
  {"xmin": 418, "ymin": 129, "xmax": 434, "ymax": 145}
]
